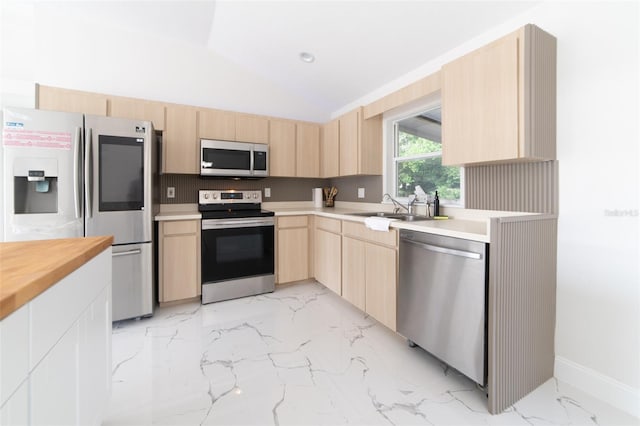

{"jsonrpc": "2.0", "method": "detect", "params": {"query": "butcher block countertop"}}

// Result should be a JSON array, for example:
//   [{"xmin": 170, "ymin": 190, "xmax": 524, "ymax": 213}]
[{"xmin": 0, "ymin": 236, "xmax": 113, "ymax": 321}]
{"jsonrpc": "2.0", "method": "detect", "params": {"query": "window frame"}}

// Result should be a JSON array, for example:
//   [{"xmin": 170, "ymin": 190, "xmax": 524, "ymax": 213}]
[{"xmin": 382, "ymin": 97, "xmax": 464, "ymax": 206}]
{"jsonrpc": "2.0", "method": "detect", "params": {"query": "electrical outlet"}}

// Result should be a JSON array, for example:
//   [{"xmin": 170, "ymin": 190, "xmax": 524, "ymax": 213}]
[
  {"xmin": 358, "ymin": 187, "xmax": 365, "ymax": 198},
  {"xmin": 167, "ymin": 187, "xmax": 175, "ymax": 198},
  {"xmin": 264, "ymin": 188, "xmax": 271, "ymax": 198}
]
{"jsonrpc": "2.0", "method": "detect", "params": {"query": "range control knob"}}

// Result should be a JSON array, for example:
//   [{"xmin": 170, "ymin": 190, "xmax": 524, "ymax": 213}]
[
  {"xmin": 204, "ymin": 193, "xmax": 210, "ymax": 199},
  {"xmin": 212, "ymin": 193, "xmax": 218, "ymax": 199},
  {"xmin": 253, "ymin": 193, "xmax": 258, "ymax": 199}
]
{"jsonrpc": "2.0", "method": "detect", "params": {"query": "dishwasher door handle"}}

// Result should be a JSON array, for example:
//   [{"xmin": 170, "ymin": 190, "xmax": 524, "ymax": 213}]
[{"xmin": 402, "ymin": 239, "xmax": 482, "ymax": 260}]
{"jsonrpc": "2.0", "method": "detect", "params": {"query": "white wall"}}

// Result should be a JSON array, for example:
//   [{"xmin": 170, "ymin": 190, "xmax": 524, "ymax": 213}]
[
  {"xmin": 0, "ymin": 2, "xmax": 328, "ymax": 122},
  {"xmin": 345, "ymin": 1, "xmax": 640, "ymax": 417}
]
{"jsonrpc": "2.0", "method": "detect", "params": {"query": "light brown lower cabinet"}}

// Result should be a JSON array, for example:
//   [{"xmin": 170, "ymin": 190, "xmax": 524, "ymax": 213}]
[
  {"xmin": 159, "ymin": 220, "xmax": 201, "ymax": 303},
  {"xmin": 364, "ymin": 243, "xmax": 397, "ymax": 330},
  {"xmin": 276, "ymin": 216, "xmax": 309, "ymax": 284},
  {"xmin": 341, "ymin": 236, "xmax": 366, "ymax": 311},
  {"xmin": 314, "ymin": 217, "xmax": 342, "ymax": 295},
  {"xmin": 275, "ymin": 216, "xmax": 397, "ymax": 330},
  {"xmin": 341, "ymin": 222, "xmax": 397, "ymax": 331}
]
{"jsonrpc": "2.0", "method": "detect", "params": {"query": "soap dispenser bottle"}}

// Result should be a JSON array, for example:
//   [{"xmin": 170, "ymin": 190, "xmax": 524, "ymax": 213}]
[{"xmin": 433, "ymin": 191, "xmax": 440, "ymax": 217}]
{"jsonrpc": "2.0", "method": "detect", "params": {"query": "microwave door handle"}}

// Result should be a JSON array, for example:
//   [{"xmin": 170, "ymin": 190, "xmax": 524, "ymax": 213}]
[
  {"xmin": 84, "ymin": 127, "xmax": 92, "ymax": 218},
  {"xmin": 250, "ymin": 147, "xmax": 254, "ymax": 176},
  {"xmin": 73, "ymin": 126, "xmax": 82, "ymax": 219}
]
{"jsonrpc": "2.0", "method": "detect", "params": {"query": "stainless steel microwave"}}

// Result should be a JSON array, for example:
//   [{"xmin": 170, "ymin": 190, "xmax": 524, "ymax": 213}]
[{"xmin": 200, "ymin": 139, "xmax": 268, "ymax": 177}]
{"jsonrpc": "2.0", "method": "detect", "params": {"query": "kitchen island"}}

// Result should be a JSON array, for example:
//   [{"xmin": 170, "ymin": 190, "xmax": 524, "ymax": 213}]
[{"xmin": 0, "ymin": 236, "xmax": 113, "ymax": 425}]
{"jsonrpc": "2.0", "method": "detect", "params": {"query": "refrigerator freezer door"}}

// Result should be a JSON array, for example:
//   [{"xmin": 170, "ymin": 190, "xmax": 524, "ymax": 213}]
[
  {"xmin": 2, "ymin": 108, "xmax": 84, "ymax": 241},
  {"xmin": 84, "ymin": 115, "xmax": 153, "ymax": 244},
  {"xmin": 111, "ymin": 242, "xmax": 154, "ymax": 321}
]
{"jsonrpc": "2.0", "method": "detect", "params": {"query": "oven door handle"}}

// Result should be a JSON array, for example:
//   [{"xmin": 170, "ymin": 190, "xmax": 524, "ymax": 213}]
[{"xmin": 202, "ymin": 218, "xmax": 275, "ymax": 230}]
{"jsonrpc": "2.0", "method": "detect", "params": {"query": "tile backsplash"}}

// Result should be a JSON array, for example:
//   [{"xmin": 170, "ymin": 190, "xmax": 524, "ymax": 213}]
[
  {"xmin": 160, "ymin": 174, "xmax": 329, "ymax": 204},
  {"xmin": 328, "ymin": 175, "xmax": 383, "ymax": 203},
  {"xmin": 159, "ymin": 174, "xmax": 384, "ymax": 204}
]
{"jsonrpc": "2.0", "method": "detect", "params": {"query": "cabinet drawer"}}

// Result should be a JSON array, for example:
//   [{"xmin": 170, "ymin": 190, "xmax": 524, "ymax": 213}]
[
  {"xmin": 316, "ymin": 216, "xmax": 341, "ymax": 234},
  {"xmin": 163, "ymin": 220, "xmax": 198, "ymax": 235},
  {"xmin": 278, "ymin": 216, "xmax": 308, "ymax": 228},
  {"xmin": 342, "ymin": 221, "xmax": 397, "ymax": 247}
]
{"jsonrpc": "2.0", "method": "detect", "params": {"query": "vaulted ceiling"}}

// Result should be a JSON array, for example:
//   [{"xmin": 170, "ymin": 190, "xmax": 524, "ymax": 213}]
[{"xmin": 24, "ymin": 1, "xmax": 540, "ymax": 118}]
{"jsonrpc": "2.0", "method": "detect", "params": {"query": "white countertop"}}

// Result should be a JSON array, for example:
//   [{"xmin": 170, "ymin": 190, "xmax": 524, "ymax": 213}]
[
  {"xmin": 156, "ymin": 201, "xmax": 542, "ymax": 243},
  {"xmin": 268, "ymin": 206, "xmax": 490, "ymax": 242}
]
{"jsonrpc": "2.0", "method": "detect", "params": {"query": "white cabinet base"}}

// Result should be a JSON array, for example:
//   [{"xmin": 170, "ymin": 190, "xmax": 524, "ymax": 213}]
[{"xmin": 0, "ymin": 248, "xmax": 112, "ymax": 425}]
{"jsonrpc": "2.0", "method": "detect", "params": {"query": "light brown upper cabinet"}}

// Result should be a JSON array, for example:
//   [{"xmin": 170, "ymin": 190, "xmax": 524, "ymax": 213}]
[
  {"xmin": 442, "ymin": 24, "xmax": 556, "ymax": 166},
  {"xmin": 164, "ymin": 104, "xmax": 198, "ymax": 174},
  {"xmin": 36, "ymin": 85, "xmax": 108, "ymax": 116},
  {"xmin": 338, "ymin": 107, "xmax": 382, "ymax": 176},
  {"xmin": 109, "ymin": 97, "xmax": 165, "ymax": 130},
  {"xmin": 198, "ymin": 110, "xmax": 268, "ymax": 144},
  {"xmin": 268, "ymin": 119, "xmax": 320, "ymax": 178},
  {"xmin": 198, "ymin": 108, "xmax": 236, "ymax": 141},
  {"xmin": 296, "ymin": 123, "xmax": 320, "ymax": 178},
  {"xmin": 321, "ymin": 119, "xmax": 340, "ymax": 178},
  {"xmin": 236, "ymin": 114, "xmax": 269, "ymax": 144},
  {"xmin": 269, "ymin": 119, "xmax": 296, "ymax": 177},
  {"xmin": 37, "ymin": 85, "xmax": 165, "ymax": 129}
]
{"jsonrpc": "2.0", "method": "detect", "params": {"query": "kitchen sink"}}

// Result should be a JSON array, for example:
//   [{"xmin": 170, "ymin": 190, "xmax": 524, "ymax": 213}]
[
  {"xmin": 347, "ymin": 212, "xmax": 432, "ymax": 221},
  {"xmin": 400, "ymin": 214, "xmax": 432, "ymax": 222},
  {"xmin": 348, "ymin": 211, "xmax": 403, "ymax": 218}
]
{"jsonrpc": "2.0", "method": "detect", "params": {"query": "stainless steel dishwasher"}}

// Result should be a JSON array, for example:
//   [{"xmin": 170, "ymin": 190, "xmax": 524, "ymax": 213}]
[{"xmin": 398, "ymin": 230, "xmax": 488, "ymax": 385}]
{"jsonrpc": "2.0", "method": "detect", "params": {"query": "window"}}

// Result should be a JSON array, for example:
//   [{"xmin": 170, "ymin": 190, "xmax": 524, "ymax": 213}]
[{"xmin": 385, "ymin": 105, "xmax": 463, "ymax": 205}]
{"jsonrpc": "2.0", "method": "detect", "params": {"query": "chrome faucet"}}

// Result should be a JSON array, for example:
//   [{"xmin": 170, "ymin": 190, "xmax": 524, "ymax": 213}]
[
  {"xmin": 407, "ymin": 196, "xmax": 417, "ymax": 215},
  {"xmin": 383, "ymin": 193, "xmax": 417, "ymax": 214}
]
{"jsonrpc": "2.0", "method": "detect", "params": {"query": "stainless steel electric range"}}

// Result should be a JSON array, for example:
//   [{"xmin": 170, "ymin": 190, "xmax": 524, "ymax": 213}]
[{"xmin": 198, "ymin": 190, "xmax": 275, "ymax": 304}]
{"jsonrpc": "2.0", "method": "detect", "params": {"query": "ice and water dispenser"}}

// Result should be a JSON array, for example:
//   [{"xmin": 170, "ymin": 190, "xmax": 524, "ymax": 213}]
[{"xmin": 12, "ymin": 157, "xmax": 58, "ymax": 214}]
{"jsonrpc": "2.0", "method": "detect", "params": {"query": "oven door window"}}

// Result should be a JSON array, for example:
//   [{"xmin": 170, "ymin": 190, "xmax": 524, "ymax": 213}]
[
  {"xmin": 202, "ymin": 148, "xmax": 250, "ymax": 171},
  {"xmin": 201, "ymin": 226, "xmax": 274, "ymax": 283},
  {"xmin": 99, "ymin": 135, "xmax": 144, "ymax": 211}
]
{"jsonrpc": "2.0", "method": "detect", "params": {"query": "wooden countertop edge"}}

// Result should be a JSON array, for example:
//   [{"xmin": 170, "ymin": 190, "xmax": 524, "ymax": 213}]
[{"xmin": 0, "ymin": 236, "xmax": 113, "ymax": 321}]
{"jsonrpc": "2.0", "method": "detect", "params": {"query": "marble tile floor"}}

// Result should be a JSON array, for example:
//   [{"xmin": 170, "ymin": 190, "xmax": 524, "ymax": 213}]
[{"xmin": 104, "ymin": 281, "xmax": 638, "ymax": 426}]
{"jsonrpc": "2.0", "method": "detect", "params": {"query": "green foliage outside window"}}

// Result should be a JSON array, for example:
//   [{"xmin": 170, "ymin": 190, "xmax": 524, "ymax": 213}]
[{"xmin": 395, "ymin": 131, "xmax": 461, "ymax": 201}]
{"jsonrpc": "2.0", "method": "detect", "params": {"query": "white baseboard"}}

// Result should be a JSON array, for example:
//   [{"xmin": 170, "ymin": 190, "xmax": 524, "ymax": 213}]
[{"xmin": 555, "ymin": 356, "xmax": 640, "ymax": 419}]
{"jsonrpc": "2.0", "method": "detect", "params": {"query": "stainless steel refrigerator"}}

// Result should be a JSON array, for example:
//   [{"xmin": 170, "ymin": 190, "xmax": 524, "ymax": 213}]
[{"xmin": 2, "ymin": 107, "xmax": 157, "ymax": 321}]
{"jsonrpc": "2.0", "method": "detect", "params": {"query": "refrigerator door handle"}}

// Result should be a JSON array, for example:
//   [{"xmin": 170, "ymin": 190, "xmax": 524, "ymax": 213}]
[
  {"xmin": 85, "ymin": 127, "xmax": 93, "ymax": 218},
  {"xmin": 73, "ymin": 126, "xmax": 82, "ymax": 219},
  {"xmin": 113, "ymin": 248, "xmax": 142, "ymax": 257}
]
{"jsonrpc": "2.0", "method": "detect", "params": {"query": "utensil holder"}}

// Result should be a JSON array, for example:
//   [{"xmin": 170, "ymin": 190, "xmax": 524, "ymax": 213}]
[{"xmin": 323, "ymin": 186, "xmax": 337, "ymax": 207}]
